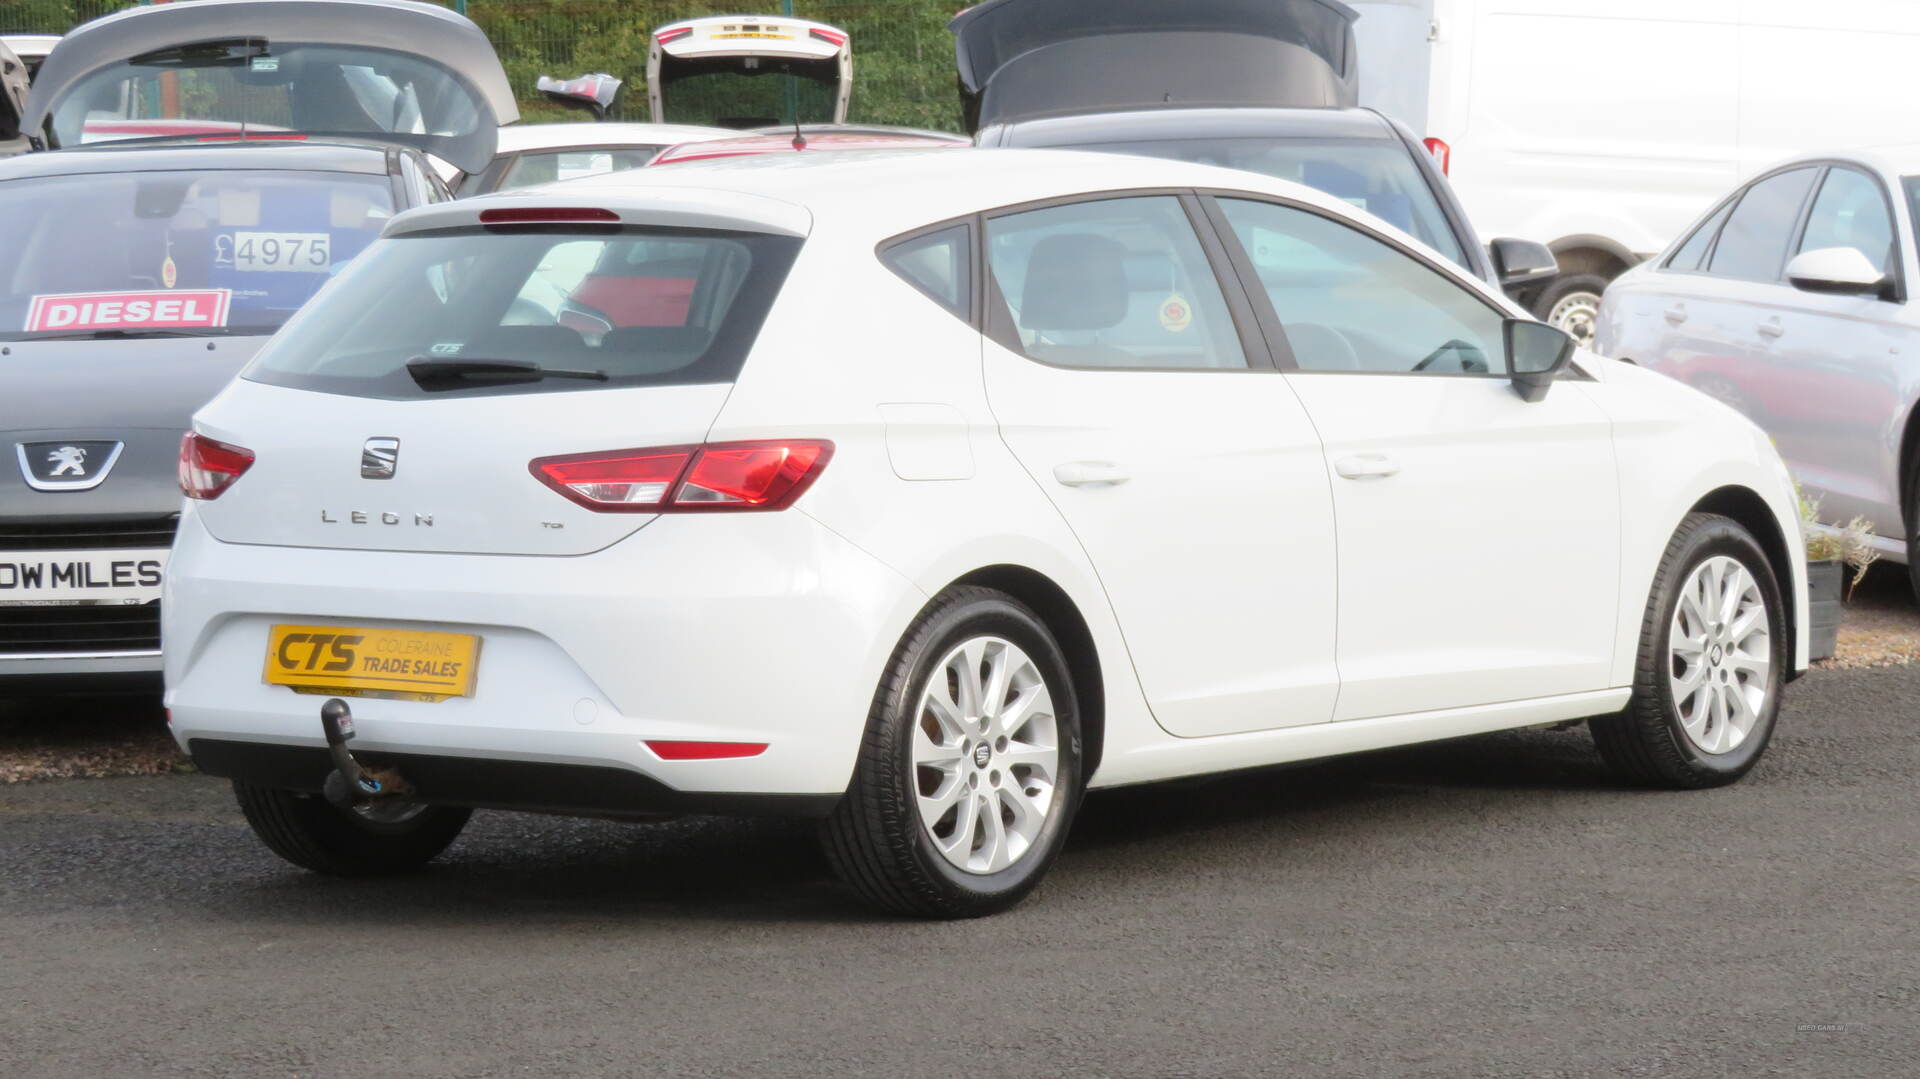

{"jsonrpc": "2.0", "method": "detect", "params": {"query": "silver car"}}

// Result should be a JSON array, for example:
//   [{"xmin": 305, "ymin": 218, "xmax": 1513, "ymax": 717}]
[{"xmin": 1597, "ymin": 148, "xmax": 1920, "ymax": 596}]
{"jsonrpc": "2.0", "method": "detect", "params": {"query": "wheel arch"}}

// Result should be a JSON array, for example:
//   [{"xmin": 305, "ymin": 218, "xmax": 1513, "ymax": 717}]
[
  {"xmin": 946, "ymin": 564, "xmax": 1105, "ymax": 780},
  {"xmin": 1548, "ymin": 234, "xmax": 1640, "ymax": 279},
  {"xmin": 1896, "ymin": 399, "xmax": 1920, "ymax": 531},
  {"xmin": 1688, "ymin": 484, "xmax": 1801, "ymax": 680}
]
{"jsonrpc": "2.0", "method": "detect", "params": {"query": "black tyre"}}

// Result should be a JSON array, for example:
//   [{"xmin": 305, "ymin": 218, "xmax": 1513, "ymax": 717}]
[
  {"xmin": 233, "ymin": 781, "xmax": 471, "ymax": 876},
  {"xmin": 1530, "ymin": 271, "xmax": 1613, "ymax": 350},
  {"xmin": 1904, "ymin": 464, "xmax": 1920, "ymax": 606},
  {"xmin": 822, "ymin": 586, "xmax": 1084, "ymax": 918},
  {"xmin": 1591, "ymin": 512, "xmax": 1787, "ymax": 788}
]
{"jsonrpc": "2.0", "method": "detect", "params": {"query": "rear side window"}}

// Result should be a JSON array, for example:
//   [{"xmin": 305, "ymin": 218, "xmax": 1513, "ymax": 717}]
[
  {"xmin": 983, "ymin": 196, "xmax": 1247, "ymax": 370},
  {"xmin": 1708, "ymin": 168, "xmax": 1817, "ymax": 280},
  {"xmin": 245, "ymin": 226, "xmax": 802, "ymax": 399},
  {"xmin": 880, "ymin": 225, "xmax": 972, "ymax": 319},
  {"xmin": 1666, "ymin": 199, "xmax": 1734, "ymax": 272}
]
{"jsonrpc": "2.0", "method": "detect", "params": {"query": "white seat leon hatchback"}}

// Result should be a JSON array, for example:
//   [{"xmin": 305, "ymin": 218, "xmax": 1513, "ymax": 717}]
[{"xmin": 164, "ymin": 150, "xmax": 1809, "ymax": 917}]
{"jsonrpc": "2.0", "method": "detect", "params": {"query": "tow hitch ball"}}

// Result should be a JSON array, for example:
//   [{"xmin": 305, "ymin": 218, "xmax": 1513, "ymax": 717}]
[{"xmin": 319, "ymin": 698, "xmax": 411, "ymax": 809}]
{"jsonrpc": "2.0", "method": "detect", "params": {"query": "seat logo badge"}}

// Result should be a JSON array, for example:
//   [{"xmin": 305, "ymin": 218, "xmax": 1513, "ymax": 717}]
[
  {"xmin": 16, "ymin": 440, "xmax": 123, "ymax": 492},
  {"xmin": 973, "ymin": 743, "xmax": 992, "ymax": 768},
  {"xmin": 361, "ymin": 437, "xmax": 400, "ymax": 480}
]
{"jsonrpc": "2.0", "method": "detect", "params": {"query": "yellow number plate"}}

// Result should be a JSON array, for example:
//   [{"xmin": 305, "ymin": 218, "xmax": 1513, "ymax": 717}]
[{"xmin": 263, "ymin": 625, "xmax": 480, "ymax": 701}]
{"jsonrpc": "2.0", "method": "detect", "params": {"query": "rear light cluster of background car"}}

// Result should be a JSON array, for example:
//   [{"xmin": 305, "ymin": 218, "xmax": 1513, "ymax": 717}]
[{"xmin": 179, "ymin": 434, "xmax": 833, "ymax": 513}]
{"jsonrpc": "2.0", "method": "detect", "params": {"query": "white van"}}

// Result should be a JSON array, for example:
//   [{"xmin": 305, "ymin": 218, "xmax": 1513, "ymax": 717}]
[{"xmin": 1352, "ymin": 0, "xmax": 1920, "ymax": 345}]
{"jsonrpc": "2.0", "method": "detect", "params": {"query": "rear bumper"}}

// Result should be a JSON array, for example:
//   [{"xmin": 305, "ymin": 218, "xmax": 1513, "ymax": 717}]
[
  {"xmin": 162, "ymin": 507, "xmax": 926, "ymax": 806},
  {"xmin": 189, "ymin": 739, "xmax": 840, "ymax": 819},
  {"xmin": 0, "ymin": 649, "xmax": 163, "ymax": 691}
]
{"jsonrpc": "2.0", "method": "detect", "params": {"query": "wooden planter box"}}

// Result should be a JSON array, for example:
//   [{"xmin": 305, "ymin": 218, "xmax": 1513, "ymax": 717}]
[{"xmin": 1808, "ymin": 558, "xmax": 1843, "ymax": 662}]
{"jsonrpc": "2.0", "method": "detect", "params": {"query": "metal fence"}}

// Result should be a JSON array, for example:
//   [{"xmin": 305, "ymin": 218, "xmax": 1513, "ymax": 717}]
[{"xmin": 1, "ymin": 0, "xmax": 965, "ymax": 131}]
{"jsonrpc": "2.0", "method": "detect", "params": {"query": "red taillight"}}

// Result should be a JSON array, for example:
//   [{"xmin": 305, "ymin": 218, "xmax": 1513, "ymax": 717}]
[
  {"xmin": 654, "ymin": 26, "xmax": 693, "ymax": 44},
  {"xmin": 478, "ymin": 207, "xmax": 620, "ymax": 225},
  {"xmin": 809, "ymin": 28, "xmax": 848, "ymax": 46},
  {"xmin": 530, "ymin": 440, "xmax": 833, "ymax": 513},
  {"xmin": 178, "ymin": 433, "xmax": 254, "ymax": 500},
  {"xmin": 1423, "ymin": 136, "xmax": 1451, "ymax": 175},
  {"xmin": 645, "ymin": 740, "xmax": 768, "ymax": 761}
]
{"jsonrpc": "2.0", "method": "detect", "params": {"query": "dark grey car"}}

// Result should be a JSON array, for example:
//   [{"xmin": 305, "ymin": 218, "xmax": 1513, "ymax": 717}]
[
  {"xmin": 0, "ymin": 141, "xmax": 450, "ymax": 691},
  {"xmin": 952, "ymin": 0, "xmax": 1555, "ymax": 290}
]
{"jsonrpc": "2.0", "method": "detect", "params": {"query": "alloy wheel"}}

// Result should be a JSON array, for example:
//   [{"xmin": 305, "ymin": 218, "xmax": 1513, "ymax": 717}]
[
  {"xmin": 1668, "ymin": 555, "xmax": 1772, "ymax": 754},
  {"xmin": 910, "ymin": 635, "xmax": 1061, "ymax": 874}
]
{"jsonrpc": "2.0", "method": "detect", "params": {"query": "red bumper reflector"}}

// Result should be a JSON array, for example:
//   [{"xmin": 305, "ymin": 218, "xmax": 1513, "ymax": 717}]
[
  {"xmin": 645, "ymin": 740, "xmax": 769, "ymax": 761},
  {"xmin": 478, "ymin": 207, "xmax": 620, "ymax": 225}
]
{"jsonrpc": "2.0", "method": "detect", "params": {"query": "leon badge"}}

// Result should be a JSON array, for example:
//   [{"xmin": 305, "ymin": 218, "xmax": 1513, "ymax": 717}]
[{"xmin": 1159, "ymin": 294, "xmax": 1192, "ymax": 333}]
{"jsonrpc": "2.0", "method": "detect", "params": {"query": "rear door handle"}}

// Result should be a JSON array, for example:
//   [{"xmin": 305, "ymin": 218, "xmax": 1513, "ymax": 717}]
[
  {"xmin": 1053, "ymin": 461, "xmax": 1130, "ymax": 487},
  {"xmin": 1335, "ymin": 453, "xmax": 1400, "ymax": 480},
  {"xmin": 1758, "ymin": 318, "xmax": 1785, "ymax": 339},
  {"xmin": 1664, "ymin": 304, "xmax": 1688, "ymax": 325}
]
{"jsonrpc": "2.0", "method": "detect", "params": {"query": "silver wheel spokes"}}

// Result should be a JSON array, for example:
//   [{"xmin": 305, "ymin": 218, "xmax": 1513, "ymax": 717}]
[
  {"xmin": 1550, "ymin": 291, "xmax": 1602, "ymax": 349},
  {"xmin": 911, "ymin": 636, "xmax": 1060, "ymax": 875},
  {"xmin": 1669, "ymin": 555, "xmax": 1771, "ymax": 755}
]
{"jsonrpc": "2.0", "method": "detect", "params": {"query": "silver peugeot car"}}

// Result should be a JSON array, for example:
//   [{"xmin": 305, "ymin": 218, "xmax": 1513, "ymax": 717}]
[{"xmin": 1, "ymin": 0, "xmax": 514, "ymax": 692}]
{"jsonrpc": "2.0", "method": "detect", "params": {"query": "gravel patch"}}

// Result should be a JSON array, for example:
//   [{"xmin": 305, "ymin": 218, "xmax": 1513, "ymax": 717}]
[
  {"xmin": 1821, "ymin": 561, "xmax": 1920, "ymax": 669},
  {"xmin": 0, "ymin": 695, "xmax": 189, "ymax": 784}
]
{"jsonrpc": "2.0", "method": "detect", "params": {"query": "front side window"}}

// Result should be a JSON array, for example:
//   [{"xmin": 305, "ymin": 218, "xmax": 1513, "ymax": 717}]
[
  {"xmin": 244, "ymin": 225, "xmax": 802, "ymax": 399},
  {"xmin": 1071, "ymin": 136, "xmax": 1468, "ymax": 269},
  {"xmin": 984, "ymin": 197, "xmax": 1247, "ymax": 370},
  {"xmin": 0, "ymin": 169, "xmax": 393, "ymax": 341},
  {"xmin": 1797, "ymin": 167, "xmax": 1895, "ymax": 275},
  {"xmin": 497, "ymin": 147, "xmax": 665, "ymax": 193},
  {"xmin": 880, "ymin": 225, "xmax": 971, "ymax": 319},
  {"xmin": 1708, "ymin": 167, "xmax": 1818, "ymax": 281},
  {"xmin": 1217, "ymin": 197, "xmax": 1506, "ymax": 375}
]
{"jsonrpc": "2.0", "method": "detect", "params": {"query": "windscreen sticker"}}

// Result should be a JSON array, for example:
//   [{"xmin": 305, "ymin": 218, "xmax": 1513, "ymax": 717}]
[
  {"xmin": 24, "ymin": 290, "xmax": 232, "ymax": 333},
  {"xmin": 1159, "ymin": 294, "xmax": 1193, "ymax": 333},
  {"xmin": 428, "ymin": 342, "xmax": 464, "ymax": 356}
]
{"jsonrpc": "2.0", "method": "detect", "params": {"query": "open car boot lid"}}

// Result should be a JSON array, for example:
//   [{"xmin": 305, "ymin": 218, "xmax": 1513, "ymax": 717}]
[
  {"xmin": 22, "ymin": 0, "xmax": 516, "ymax": 174},
  {"xmin": 949, "ymin": 0, "xmax": 1359, "ymax": 133}
]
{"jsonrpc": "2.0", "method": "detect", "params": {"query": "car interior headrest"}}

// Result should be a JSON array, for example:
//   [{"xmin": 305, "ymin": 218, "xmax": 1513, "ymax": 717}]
[{"xmin": 1020, "ymin": 233, "xmax": 1130, "ymax": 332}]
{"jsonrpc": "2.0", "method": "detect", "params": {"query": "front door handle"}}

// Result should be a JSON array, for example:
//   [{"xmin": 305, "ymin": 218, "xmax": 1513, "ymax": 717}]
[
  {"xmin": 1758, "ymin": 318, "xmax": 1785, "ymax": 339},
  {"xmin": 1053, "ymin": 461, "xmax": 1130, "ymax": 487},
  {"xmin": 1335, "ymin": 453, "xmax": 1401, "ymax": 480},
  {"xmin": 1664, "ymin": 303, "xmax": 1688, "ymax": 324}
]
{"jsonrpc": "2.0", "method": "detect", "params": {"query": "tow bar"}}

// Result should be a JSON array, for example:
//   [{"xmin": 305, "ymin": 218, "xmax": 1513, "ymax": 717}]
[{"xmin": 318, "ymin": 698, "xmax": 413, "ymax": 809}]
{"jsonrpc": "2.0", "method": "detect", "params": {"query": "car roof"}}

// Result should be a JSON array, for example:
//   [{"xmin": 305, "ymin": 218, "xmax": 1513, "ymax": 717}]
[
  {"xmin": 649, "ymin": 131, "xmax": 969, "ymax": 165},
  {"xmin": 390, "ymin": 146, "xmax": 1488, "ymax": 287},
  {"xmin": 0, "ymin": 139, "xmax": 394, "ymax": 181},
  {"xmin": 995, "ymin": 105, "xmax": 1395, "ymax": 146},
  {"xmin": 493, "ymin": 122, "xmax": 735, "ymax": 154}
]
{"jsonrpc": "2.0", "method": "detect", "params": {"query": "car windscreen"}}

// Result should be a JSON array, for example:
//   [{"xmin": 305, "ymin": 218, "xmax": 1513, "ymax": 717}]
[
  {"xmin": 49, "ymin": 41, "xmax": 483, "ymax": 149},
  {"xmin": 492, "ymin": 146, "xmax": 665, "ymax": 193},
  {"xmin": 1073, "ymin": 135, "xmax": 1466, "ymax": 269},
  {"xmin": 0, "ymin": 169, "xmax": 393, "ymax": 341},
  {"xmin": 659, "ymin": 57, "xmax": 839, "ymax": 128},
  {"xmin": 243, "ymin": 225, "xmax": 803, "ymax": 400}
]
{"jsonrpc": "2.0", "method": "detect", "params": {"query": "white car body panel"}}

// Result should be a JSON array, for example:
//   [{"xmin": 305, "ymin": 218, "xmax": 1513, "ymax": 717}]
[{"xmin": 163, "ymin": 150, "xmax": 1809, "ymax": 807}]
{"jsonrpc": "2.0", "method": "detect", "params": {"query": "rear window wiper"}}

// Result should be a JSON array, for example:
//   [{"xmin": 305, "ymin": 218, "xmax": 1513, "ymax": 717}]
[{"xmin": 405, "ymin": 357, "xmax": 610, "ymax": 390}]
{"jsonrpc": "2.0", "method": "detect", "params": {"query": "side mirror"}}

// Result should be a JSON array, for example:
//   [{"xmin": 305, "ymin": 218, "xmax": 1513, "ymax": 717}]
[
  {"xmin": 1785, "ymin": 246, "xmax": 1892, "ymax": 299},
  {"xmin": 1506, "ymin": 318, "xmax": 1575, "ymax": 403},
  {"xmin": 1489, "ymin": 237, "xmax": 1559, "ymax": 288},
  {"xmin": 536, "ymin": 73, "xmax": 624, "ymax": 122},
  {"xmin": 0, "ymin": 47, "xmax": 26, "ymax": 141}
]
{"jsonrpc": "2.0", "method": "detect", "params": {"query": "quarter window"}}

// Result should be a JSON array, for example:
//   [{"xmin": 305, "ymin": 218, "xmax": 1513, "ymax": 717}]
[
  {"xmin": 1216, "ymin": 198, "xmax": 1506, "ymax": 375},
  {"xmin": 1708, "ymin": 168, "xmax": 1818, "ymax": 280},
  {"xmin": 881, "ymin": 224, "xmax": 972, "ymax": 319},
  {"xmin": 1797, "ymin": 167, "xmax": 1895, "ymax": 275},
  {"xmin": 984, "ymin": 197, "xmax": 1247, "ymax": 370},
  {"xmin": 1667, "ymin": 199, "xmax": 1734, "ymax": 272}
]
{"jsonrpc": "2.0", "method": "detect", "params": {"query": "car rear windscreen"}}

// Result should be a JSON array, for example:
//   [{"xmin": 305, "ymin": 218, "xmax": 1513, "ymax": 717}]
[
  {"xmin": 1074, "ymin": 135, "xmax": 1467, "ymax": 269},
  {"xmin": 243, "ymin": 225, "xmax": 802, "ymax": 399},
  {"xmin": 0, "ymin": 169, "xmax": 393, "ymax": 341},
  {"xmin": 49, "ymin": 42, "xmax": 484, "ymax": 149}
]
